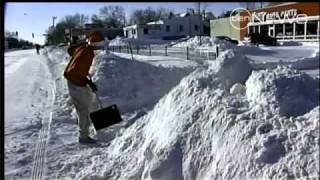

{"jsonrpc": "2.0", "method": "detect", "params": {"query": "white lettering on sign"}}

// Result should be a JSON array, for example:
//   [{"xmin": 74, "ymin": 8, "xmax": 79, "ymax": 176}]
[{"xmin": 252, "ymin": 9, "xmax": 299, "ymax": 22}]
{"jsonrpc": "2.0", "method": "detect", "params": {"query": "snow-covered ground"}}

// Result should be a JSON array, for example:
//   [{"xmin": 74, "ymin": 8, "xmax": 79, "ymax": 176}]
[
  {"xmin": 5, "ymin": 49, "xmax": 56, "ymax": 179},
  {"xmin": 4, "ymin": 39, "xmax": 319, "ymax": 180}
]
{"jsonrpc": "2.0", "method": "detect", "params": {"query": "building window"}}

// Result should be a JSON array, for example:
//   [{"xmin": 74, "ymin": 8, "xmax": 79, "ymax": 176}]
[
  {"xmin": 132, "ymin": 29, "xmax": 135, "ymax": 35},
  {"xmin": 260, "ymin": 25, "xmax": 268, "ymax": 34},
  {"xmin": 307, "ymin": 20, "xmax": 318, "ymax": 39},
  {"xmin": 194, "ymin": 25, "xmax": 198, "ymax": 31},
  {"xmin": 285, "ymin": 23, "xmax": 293, "ymax": 36},
  {"xmin": 295, "ymin": 23, "xmax": 304, "ymax": 39},
  {"xmin": 254, "ymin": 26, "xmax": 259, "ymax": 33},
  {"xmin": 179, "ymin": 25, "xmax": 184, "ymax": 32},
  {"xmin": 144, "ymin": 28, "xmax": 149, "ymax": 34},
  {"xmin": 249, "ymin": 26, "xmax": 254, "ymax": 34},
  {"xmin": 166, "ymin": 25, "xmax": 170, "ymax": 32},
  {"xmin": 275, "ymin": 24, "xmax": 283, "ymax": 37}
]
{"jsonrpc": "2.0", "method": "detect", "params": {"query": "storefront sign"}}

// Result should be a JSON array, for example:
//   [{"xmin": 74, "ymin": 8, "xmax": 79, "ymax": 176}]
[
  {"xmin": 252, "ymin": 9, "xmax": 299, "ymax": 22},
  {"xmin": 229, "ymin": 7, "xmax": 309, "ymax": 30}
]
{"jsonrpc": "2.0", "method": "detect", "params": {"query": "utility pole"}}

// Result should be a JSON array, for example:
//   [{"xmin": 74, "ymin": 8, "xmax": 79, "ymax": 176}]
[
  {"xmin": 52, "ymin": 16, "xmax": 57, "ymax": 28},
  {"xmin": 123, "ymin": 16, "xmax": 125, "ymax": 27},
  {"xmin": 198, "ymin": 2, "xmax": 202, "ymax": 46}
]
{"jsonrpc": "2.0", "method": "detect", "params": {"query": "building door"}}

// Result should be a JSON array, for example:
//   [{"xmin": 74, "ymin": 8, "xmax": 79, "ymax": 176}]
[{"xmin": 268, "ymin": 24, "xmax": 275, "ymax": 37}]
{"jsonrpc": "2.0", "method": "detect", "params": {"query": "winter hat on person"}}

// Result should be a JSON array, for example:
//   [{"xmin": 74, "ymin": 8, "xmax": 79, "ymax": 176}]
[{"xmin": 87, "ymin": 31, "xmax": 104, "ymax": 43}]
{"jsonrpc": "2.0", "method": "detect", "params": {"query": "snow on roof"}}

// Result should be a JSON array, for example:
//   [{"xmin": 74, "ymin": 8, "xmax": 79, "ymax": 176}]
[
  {"xmin": 147, "ymin": 20, "xmax": 164, "ymax": 25},
  {"xmin": 123, "ymin": 24, "xmax": 137, "ymax": 30},
  {"xmin": 179, "ymin": 12, "xmax": 188, "ymax": 17}
]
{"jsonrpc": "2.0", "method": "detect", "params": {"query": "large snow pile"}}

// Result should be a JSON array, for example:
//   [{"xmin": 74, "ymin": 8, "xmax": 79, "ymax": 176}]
[
  {"xmin": 312, "ymin": 47, "xmax": 319, "ymax": 57},
  {"xmin": 50, "ymin": 50, "xmax": 319, "ymax": 179},
  {"xmin": 109, "ymin": 36, "xmax": 129, "ymax": 46},
  {"xmin": 246, "ymin": 66, "xmax": 319, "ymax": 117},
  {"xmin": 207, "ymin": 50, "xmax": 252, "ymax": 89},
  {"xmin": 172, "ymin": 36, "xmax": 212, "ymax": 48},
  {"xmin": 173, "ymin": 36, "xmax": 237, "ymax": 51},
  {"xmin": 109, "ymin": 36, "xmax": 171, "ymax": 47},
  {"xmin": 91, "ymin": 53, "xmax": 194, "ymax": 113}
]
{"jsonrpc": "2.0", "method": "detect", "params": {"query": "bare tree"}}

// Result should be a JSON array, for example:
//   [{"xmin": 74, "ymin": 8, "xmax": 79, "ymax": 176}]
[
  {"xmin": 129, "ymin": 7, "xmax": 173, "ymax": 25},
  {"xmin": 99, "ymin": 5, "xmax": 125, "ymax": 28}
]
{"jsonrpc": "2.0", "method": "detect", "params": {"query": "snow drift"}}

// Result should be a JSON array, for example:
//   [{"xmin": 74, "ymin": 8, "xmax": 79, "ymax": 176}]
[
  {"xmin": 173, "ymin": 36, "xmax": 237, "ymax": 51},
  {"xmin": 173, "ymin": 36, "xmax": 212, "ymax": 48},
  {"xmin": 91, "ymin": 53, "xmax": 195, "ymax": 113},
  {"xmin": 50, "ymin": 49, "xmax": 319, "ymax": 179},
  {"xmin": 109, "ymin": 36, "xmax": 171, "ymax": 47},
  {"xmin": 246, "ymin": 66, "xmax": 319, "ymax": 117}
]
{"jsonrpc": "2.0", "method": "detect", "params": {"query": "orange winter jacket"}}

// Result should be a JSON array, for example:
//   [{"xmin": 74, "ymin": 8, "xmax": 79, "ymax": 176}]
[{"xmin": 64, "ymin": 43, "xmax": 95, "ymax": 86}]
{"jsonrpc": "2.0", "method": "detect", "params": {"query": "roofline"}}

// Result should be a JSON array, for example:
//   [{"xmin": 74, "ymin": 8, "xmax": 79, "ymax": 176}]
[{"xmin": 249, "ymin": 2, "xmax": 299, "ymax": 12}]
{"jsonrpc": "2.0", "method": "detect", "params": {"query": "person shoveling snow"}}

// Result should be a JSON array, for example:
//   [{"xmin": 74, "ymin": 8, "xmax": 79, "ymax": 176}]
[{"xmin": 64, "ymin": 31, "xmax": 105, "ymax": 144}]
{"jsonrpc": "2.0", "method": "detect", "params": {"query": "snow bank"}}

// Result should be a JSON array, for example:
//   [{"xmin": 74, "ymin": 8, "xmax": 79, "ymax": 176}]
[
  {"xmin": 172, "ymin": 36, "xmax": 212, "ymax": 48},
  {"xmin": 109, "ymin": 36, "xmax": 171, "ymax": 46},
  {"xmin": 211, "ymin": 37, "xmax": 237, "ymax": 51},
  {"xmin": 246, "ymin": 66, "xmax": 319, "ymax": 117},
  {"xmin": 109, "ymin": 36, "xmax": 128, "ymax": 46},
  {"xmin": 207, "ymin": 50, "xmax": 253, "ymax": 90},
  {"xmin": 173, "ymin": 36, "xmax": 237, "ymax": 51},
  {"xmin": 50, "ymin": 49, "xmax": 319, "ymax": 180},
  {"xmin": 91, "ymin": 53, "xmax": 195, "ymax": 113},
  {"xmin": 280, "ymin": 41, "xmax": 303, "ymax": 46}
]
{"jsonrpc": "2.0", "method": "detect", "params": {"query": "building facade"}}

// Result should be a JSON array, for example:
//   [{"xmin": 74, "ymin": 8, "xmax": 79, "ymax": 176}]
[
  {"xmin": 210, "ymin": 17, "xmax": 241, "ymax": 40},
  {"xmin": 211, "ymin": 2, "xmax": 320, "ymax": 41},
  {"xmin": 123, "ymin": 14, "xmax": 204, "ymax": 40}
]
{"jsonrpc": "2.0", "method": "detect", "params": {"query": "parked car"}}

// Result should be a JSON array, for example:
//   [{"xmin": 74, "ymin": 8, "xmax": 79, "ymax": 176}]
[
  {"xmin": 215, "ymin": 36, "xmax": 239, "ymax": 44},
  {"xmin": 248, "ymin": 33, "xmax": 277, "ymax": 46}
]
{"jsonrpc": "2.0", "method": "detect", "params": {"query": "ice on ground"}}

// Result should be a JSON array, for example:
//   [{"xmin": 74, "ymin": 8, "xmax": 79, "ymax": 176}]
[{"xmin": 47, "ymin": 49, "xmax": 319, "ymax": 180}]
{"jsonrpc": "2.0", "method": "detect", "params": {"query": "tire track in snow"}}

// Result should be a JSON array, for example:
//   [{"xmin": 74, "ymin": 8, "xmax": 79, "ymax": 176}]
[{"xmin": 31, "ymin": 56, "xmax": 57, "ymax": 180}]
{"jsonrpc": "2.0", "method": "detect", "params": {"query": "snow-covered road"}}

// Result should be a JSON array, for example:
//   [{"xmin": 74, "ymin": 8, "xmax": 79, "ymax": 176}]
[{"xmin": 5, "ymin": 49, "xmax": 56, "ymax": 179}]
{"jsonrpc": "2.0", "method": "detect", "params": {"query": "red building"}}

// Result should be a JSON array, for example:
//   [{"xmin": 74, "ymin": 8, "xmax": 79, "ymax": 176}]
[{"xmin": 239, "ymin": 2, "xmax": 320, "ymax": 41}]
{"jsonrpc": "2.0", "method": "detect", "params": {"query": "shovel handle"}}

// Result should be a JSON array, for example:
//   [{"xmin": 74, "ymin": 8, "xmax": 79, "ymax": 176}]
[
  {"xmin": 94, "ymin": 91, "xmax": 103, "ymax": 109},
  {"xmin": 88, "ymin": 75, "xmax": 103, "ymax": 108}
]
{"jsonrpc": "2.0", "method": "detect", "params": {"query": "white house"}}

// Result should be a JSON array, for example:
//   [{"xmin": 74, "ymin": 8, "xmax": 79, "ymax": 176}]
[{"xmin": 123, "ymin": 13, "xmax": 204, "ymax": 40}]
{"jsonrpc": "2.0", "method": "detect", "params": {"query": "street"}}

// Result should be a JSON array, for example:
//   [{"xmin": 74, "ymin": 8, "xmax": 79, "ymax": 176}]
[{"xmin": 5, "ymin": 49, "xmax": 55, "ymax": 179}]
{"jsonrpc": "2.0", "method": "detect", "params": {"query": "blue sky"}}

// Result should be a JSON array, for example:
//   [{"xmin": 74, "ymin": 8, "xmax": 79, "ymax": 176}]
[{"xmin": 5, "ymin": 2, "xmax": 241, "ymax": 45}]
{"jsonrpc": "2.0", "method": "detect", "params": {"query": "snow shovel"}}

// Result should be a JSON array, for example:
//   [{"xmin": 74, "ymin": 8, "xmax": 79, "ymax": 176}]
[{"xmin": 90, "ymin": 91, "xmax": 123, "ymax": 131}]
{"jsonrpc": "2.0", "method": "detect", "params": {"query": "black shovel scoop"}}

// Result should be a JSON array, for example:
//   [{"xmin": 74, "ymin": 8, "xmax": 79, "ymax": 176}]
[{"xmin": 90, "ymin": 91, "xmax": 123, "ymax": 131}]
